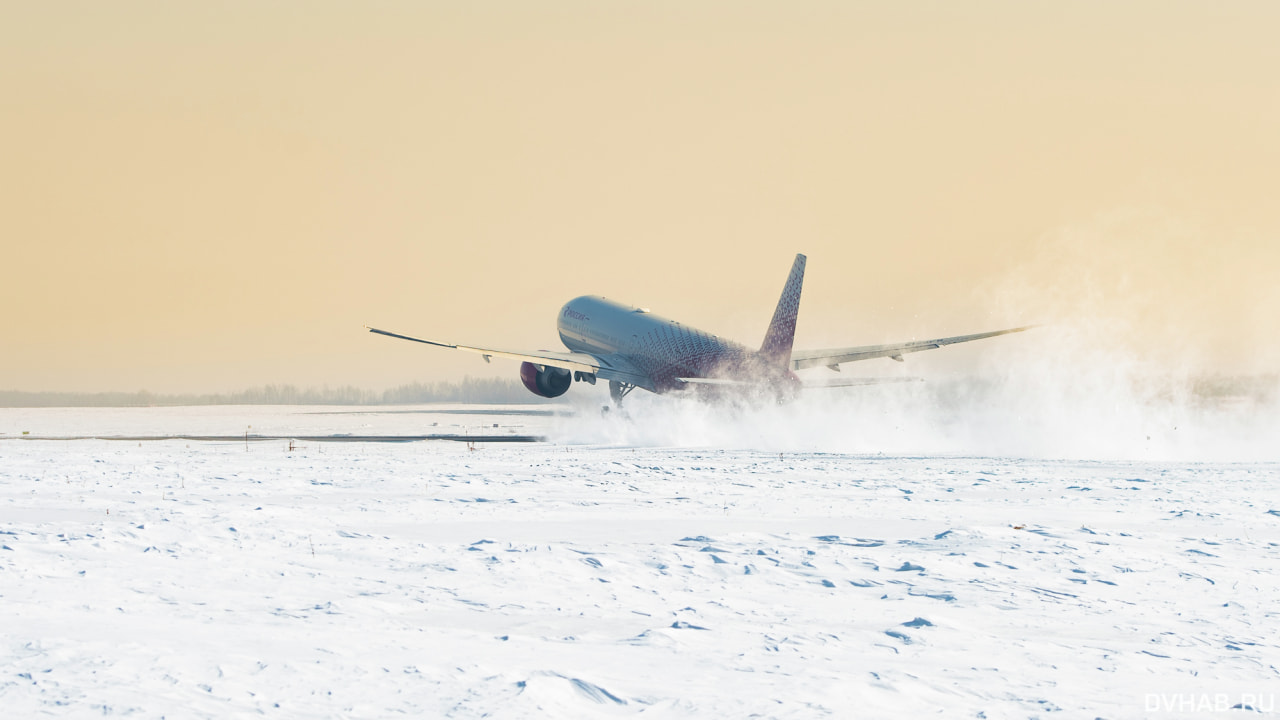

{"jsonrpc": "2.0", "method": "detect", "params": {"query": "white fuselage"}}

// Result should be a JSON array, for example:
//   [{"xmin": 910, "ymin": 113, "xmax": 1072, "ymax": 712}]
[{"xmin": 557, "ymin": 295, "xmax": 789, "ymax": 394}]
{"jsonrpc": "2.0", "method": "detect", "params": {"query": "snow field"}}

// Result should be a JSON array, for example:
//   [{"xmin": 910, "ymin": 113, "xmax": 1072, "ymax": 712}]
[{"xmin": 3, "ymin": 418, "xmax": 1278, "ymax": 718}]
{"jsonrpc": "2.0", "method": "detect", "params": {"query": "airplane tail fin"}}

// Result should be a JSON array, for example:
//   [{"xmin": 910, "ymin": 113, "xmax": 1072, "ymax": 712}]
[{"xmin": 759, "ymin": 253, "xmax": 806, "ymax": 368}]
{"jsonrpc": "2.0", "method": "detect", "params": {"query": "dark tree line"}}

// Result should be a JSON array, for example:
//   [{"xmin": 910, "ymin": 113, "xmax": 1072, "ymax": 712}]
[{"xmin": 0, "ymin": 377, "xmax": 551, "ymax": 407}]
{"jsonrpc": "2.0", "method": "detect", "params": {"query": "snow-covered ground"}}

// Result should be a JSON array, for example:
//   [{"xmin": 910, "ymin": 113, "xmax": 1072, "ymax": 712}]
[{"xmin": 2, "ymin": 404, "xmax": 1278, "ymax": 718}]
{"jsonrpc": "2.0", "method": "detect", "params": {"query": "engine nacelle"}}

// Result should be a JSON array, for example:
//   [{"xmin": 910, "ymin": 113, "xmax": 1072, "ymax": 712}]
[{"xmin": 519, "ymin": 362, "xmax": 572, "ymax": 398}]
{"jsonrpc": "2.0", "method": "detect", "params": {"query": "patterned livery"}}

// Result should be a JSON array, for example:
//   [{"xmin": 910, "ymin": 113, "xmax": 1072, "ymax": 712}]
[{"xmin": 369, "ymin": 253, "xmax": 1032, "ymax": 404}]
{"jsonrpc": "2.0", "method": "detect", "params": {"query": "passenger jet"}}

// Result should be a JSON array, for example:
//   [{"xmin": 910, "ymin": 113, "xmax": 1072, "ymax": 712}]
[{"xmin": 369, "ymin": 254, "xmax": 1030, "ymax": 404}]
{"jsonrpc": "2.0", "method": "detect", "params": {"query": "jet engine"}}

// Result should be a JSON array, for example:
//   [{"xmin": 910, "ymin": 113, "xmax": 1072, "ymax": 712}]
[{"xmin": 519, "ymin": 362, "xmax": 572, "ymax": 398}]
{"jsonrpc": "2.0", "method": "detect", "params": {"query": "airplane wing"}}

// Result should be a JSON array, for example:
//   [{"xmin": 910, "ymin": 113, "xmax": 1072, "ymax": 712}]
[
  {"xmin": 791, "ymin": 325, "xmax": 1035, "ymax": 371},
  {"xmin": 367, "ymin": 327, "xmax": 652, "ymax": 386}
]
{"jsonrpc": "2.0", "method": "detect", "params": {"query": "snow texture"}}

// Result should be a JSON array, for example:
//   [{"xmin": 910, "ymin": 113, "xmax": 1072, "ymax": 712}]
[{"xmin": 2, "ymin": 405, "xmax": 1279, "ymax": 718}]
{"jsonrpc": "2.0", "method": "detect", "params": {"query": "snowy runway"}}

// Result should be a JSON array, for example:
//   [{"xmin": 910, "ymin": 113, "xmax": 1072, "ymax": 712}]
[{"xmin": 2, "ymin": 407, "xmax": 1279, "ymax": 717}]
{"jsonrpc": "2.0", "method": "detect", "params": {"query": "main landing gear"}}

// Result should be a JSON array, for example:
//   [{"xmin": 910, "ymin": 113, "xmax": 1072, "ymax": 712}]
[
  {"xmin": 608, "ymin": 380, "xmax": 635, "ymax": 405},
  {"xmin": 603, "ymin": 380, "xmax": 636, "ymax": 414}
]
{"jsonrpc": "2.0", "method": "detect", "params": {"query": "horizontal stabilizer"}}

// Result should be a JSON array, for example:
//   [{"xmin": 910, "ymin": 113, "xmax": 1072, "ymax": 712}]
[
  {"xmin": 676, "ymin": 376, "xmax": 922, "ymax": 390},
  {"xmin": 801, "ymin": 377, "xmax": 923, "ymax": 389}
]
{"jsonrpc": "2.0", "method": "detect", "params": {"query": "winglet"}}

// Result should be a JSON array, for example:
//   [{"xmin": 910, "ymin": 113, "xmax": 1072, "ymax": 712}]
[{"xmin": 759, "ymin": 253, "xmax": 807, "ymax": 368}]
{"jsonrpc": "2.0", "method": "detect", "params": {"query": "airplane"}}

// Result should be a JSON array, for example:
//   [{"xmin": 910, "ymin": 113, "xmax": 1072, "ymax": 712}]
[{"xmin": 368, "ymin": 254, "xmax": 1032, "ymax": 405}]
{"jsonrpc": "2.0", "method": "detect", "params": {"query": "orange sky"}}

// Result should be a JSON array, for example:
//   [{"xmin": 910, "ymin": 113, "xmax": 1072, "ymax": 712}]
[{"xmin": 3, "ymin": 2, "xmax": 1277, "ymax": 393}]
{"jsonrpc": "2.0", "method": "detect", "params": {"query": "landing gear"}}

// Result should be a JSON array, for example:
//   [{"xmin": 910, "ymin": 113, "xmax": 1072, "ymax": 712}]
[{"xmin": 608, "ymin": 380, "xmax": 635, "ymax": 406}]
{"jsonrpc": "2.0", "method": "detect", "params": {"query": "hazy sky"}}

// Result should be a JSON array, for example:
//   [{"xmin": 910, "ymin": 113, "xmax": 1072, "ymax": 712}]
[{"xmin": 3, "ymin": 1, "xmax": 1277, "ymax": 393}]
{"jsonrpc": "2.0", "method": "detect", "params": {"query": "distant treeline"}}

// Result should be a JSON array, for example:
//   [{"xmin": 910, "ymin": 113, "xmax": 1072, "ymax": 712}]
[
  {"xmin": 1189, "ymin": 374, "xmax": 1278, "ymax": 401},
  {"xmin": 3, "ymin": 373, "xmax": 1273, "ymax": 409},
  {"xmin": 0, "ymin": 377, "xmax": 555, "ymax": 407}
]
